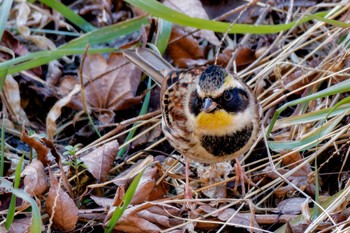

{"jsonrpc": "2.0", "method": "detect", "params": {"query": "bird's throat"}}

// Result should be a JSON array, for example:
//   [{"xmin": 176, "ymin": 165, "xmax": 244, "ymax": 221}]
[{"xmin": 196, "ymin": 110, "xmax": 234, "ymax": 132}]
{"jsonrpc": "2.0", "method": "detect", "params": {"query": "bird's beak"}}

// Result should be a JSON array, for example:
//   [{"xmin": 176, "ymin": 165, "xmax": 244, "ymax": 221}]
[{"xmin": 202, "ymin": 98, "xmax": 217, "ymax": 113}]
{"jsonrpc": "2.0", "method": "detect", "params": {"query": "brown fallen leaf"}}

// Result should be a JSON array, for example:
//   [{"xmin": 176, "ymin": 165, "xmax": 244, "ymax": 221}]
[
  {"xmin": 81, "ymin": 139, "xmax": 119, "ymax": 182},
  {"xmin": 66, "ymin": 52, "xmax": 142, "ymax": 123},
  {"xmin": 197, "ymin": 162, "xmax": 231, "ymax": 199},
  {"xmin": 282, "ymin": 69, "xmax": 313, "ymax": 95},
  {"xmin": 1, "ymin": 75, "xmax": 29, "ymax": 125},
  {"xmin": 22, "ymin": 160, "xmax": 48, "ymax": 196},
  {"xmin": 1, "ymin": 217, "xmax": 31, "ymax": 233},
  {"xmin": 15, "ymin": 1, "xmax": 56, "ymax": 50},
  {"xmin": 266, "ymin": 170, "xmax": 316, "ymax": 198},
  {"xmin": 0, "ymin": 30, "xmax": 29, "ymax": 58},
  {"xmin": 130, "ymin": 123, "xmax": 162, "ymax": 150},
  {"xmin": 46, "ymin": 168, "xmax": 78, "ymax": 232},
  {"xmin": 213, "ymin": 47, "xmax": 256, "ymax": 69},
  {"xmin": 217, "ymin": 208, "xmax": 261, "ymax": 232},
  {"xmin": 21, "ymin": 126, "xmax": 49, "ymax": 166},
  {"xmin": 264, "ymin": 151, "xmax": 316, "ymax": 198},
  {"xmin": 107, "ymin": 203, "xmax": 181, "ymax": 233},
  {"xmin": 131, "ymin": 166, "xmax": 167, "ymax": 204},
  {"xmin": 276, "ymin": 197, "xmax": 307, "ymax": 215},
  {"xmin": 167, "ymin": 26, "xmax": 205, "ymax": 68},
  {"xmin": 282, "ymin": 151, "xmax": 312, "ymax": 177},
  {"xmin": 199, "ymin": 205, "xmax": 262, "ymax": 232},
  {"xmin": 46, "ymin": 60, "xmax": 63, "ymax": 86},
  {"xmin": 58, "ymin": 75, "xmax": 79, "ymax": 95},
  {"xmin": 90, "ymin": 195, "xmax": 114, "ymax": 209}
]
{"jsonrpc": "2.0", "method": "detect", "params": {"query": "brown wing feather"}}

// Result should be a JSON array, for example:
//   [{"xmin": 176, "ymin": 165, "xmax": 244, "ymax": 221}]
[{"xmin": 161, "ymin": 68, "xmax": 205, "ymax": 155}]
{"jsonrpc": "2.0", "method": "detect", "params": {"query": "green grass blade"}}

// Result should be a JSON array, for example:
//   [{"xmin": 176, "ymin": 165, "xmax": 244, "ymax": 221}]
[
  {"xmin": 125, "ymin": 0, "xmax": 348, "ymax": 34},
  {"xmin": 155, "ymin": 19, "xmax": 172, "ymax": 54},
  {"xmin": 267, "ymin": 79, "xmax": 350, "ymax": 136},
  {"xmin": 0, "ymin": 48, "xmax": 114, "ymax": 77},
  {"xmin": 61, "ymin": 16, "xmax": 148, "ymax": 49},
  {"xmin": 39, "ymin": 0, "xmax": 96, "ymax": 32},
  {"xmin": 268, "ymin": 112, "xmax": 346, "ymax": 151},
  {"xmin": 7, "ymin": 27, "xmax": 82, "ymax": 37},
  {"xmin": 275, "ymin": 104, "xmax": 350, "ymax": 128},
  {"xmin": 0, "ymin": 65, "xmax": 8, "ymax": 91},
  {"xmin": 325, "ymin": 96, "xmax": 350, "ymax": 119},
  {"xmin": 0, "ymin": 178, "xmax": 42, "ymax": 232},
  {"xmin": 0, "ymin": 16, "xmax": 148, "ymax": 81},
  {"xmin": 0, "ymin": 110, "xmax": 6, "ymax": 177},
  {"xmin": 309, "ymin": 14, "xmax": 350, "ymax": 28},
  {"xmin": 104, "ymin": 167, "xmax": 147, "ymax": 233},
  {"xmin": 0, "ymin": 0, "xmax": 13, "ymax": 40},
  {"xmin": 314, "ymin": 158, "xmax": 320, "ymax": 218},
  {"xmin": 5, "ymin": 155, "xmax": 24, "ymax": 230}
]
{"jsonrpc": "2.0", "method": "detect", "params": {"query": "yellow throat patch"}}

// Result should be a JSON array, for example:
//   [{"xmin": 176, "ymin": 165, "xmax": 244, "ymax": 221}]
[{"xmin": 196, "ymin": 110, "xmax": 234, "ymax": 131}]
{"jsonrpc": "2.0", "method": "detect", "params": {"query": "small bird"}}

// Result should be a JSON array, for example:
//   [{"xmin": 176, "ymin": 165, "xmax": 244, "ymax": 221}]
[{"xmin": 124, "ymin": 48, "xmax": 259, "ymax": 198}]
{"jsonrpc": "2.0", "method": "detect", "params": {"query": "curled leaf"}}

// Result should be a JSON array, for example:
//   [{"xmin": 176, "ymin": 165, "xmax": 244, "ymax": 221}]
[
  {"xmin": 22, "ymin": 160, "xmax": 48, "ymax": 196},
  {"xmin": 21, "ymin": 127, "xmax": 48, "ymax": 166}
]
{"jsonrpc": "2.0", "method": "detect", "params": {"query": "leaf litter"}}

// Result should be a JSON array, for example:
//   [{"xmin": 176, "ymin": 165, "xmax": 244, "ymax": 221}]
[{"xmin": 1, "ymin": 0, "xmax": 350, "ymax": 232}]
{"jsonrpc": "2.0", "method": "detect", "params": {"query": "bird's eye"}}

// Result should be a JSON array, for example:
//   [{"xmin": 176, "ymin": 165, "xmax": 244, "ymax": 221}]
[{"xmin": 223, "ymin": 90, "xmax": 233, "ymax": 101}]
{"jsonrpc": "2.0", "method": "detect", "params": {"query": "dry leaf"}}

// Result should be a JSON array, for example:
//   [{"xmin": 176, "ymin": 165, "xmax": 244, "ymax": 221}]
[
  {"xmin": 22, "ymin": 160, "xmax": 48, "ymax": 196},
  {"xmin": 46, "ymin": 169, "xmax": 78, "ymax": 231},
  {"xmin": 0, "ymin": 30, "xmax": 28, "ymax": 57},
  {"xmin": 109, "ymin": 203, "xmax": 181, "ymax": 233},
  {"xmin": 90, "ymin": 195, "xmax": 114, "ymax": 209},
  {"xmin": 1, "ymin": 217, "xmax": 32, "ymax": 233},
  {"xmin": 58, "ymin": 75, "xmax": 79, "ymax": 94},
  {"xmin": 276, "ymin": 197, "xmax": 306, "ymax": 215},
  {"xmin": 46, "ymin": 60, "xmax": 63, "ymax": 86},
  {"xmin": 81, "ymin": 139, "xmax": 119, "ymax": 182},
  {"xmin": 67, "ymin": 52, "xmax": 142, "ymax": 123},
  {"xmin": 282, "ymin": 151, "xmax": 312, "ymax": 177},
  {"xmin": 218, "ymin": 208, "xmax": 261, "ymax": 232},
  {"xmin": 163, "ymin": 0, "xmax": 219, "ymax": 45},
  {"xmin": 113, "ymin": 156, "xmax": 155, "ymax": 182},
  {"xmin": 199, "ymin": 205, "xmax": 262, "ymax": 232},
  {"xmin": 1, "ymin": 75, "xmax": 29, "ymax": 124},
  {"xmin": 213, "ymin": 47, "xmax": 256, "ymax": 69},
  {"xmin": 21, "ymin": 127, "xmax": 49, "ymax": 166},
  {"xmin": 197, "ymin": 162, "xmax": 231, "ymax": 198},
  {"xmin": 131, "ymin": 167, "xmax": 157, "ymax": 204},
  {"xmin": 167, "ymin": 27, "xmax": 205, "ymax": 68},
  {"xmin": 265, "ymin": 152, "xmax": 316, "ymax": 197},
  {"xmin": 15, "ymin": 2, "xmax": 56, "ymax": 50},
  {"xmin": 46, "ymin": 84, "xmax": 81, "ymax": 140},
  {"xmin": 282, "ymin": 69, "xmax": 313, "ymax": 94}
]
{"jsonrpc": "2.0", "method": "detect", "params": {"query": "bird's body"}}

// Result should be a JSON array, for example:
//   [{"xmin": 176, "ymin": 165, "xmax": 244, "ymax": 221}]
[
  {"xmin": 160, "ymin": 67, "xmax": 259, "ymax": 164},
  {"xmin": 124, "ymin": 48, "xmax": 260, "ymax": 197}
]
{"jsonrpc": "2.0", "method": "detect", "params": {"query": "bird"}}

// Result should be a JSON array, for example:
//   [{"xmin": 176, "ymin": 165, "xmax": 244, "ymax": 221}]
[{"xmin": 124, "ymin": 48, "xmax": 260, "ymax": 198}]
